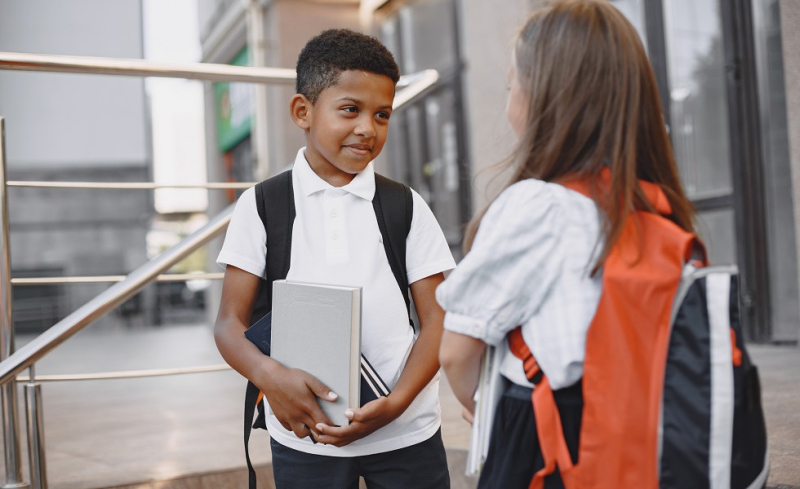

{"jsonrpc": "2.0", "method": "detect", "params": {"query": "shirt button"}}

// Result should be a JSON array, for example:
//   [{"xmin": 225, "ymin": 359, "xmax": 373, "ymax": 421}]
[
  {"xmin": 332, "ymin": 233, "xmax": 339, "ymax": 240},
  {"xmin": 330, "ymin": 210, "xmax": 338, "ymax": 218}
]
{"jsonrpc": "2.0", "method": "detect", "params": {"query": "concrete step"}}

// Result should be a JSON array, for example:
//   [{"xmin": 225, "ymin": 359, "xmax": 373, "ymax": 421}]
[{"xmin": 99, "ymin": 449, "xmax": 476, "ymax": 489}]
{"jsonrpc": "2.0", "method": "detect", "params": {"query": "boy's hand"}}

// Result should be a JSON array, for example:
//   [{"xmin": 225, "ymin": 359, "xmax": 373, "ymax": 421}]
[
  {"xmin": 311, "ymin": 395, "xmax": 402, "ymax": 447},
  {"xmin": 259, "ymin": 362, "xmax": 338, "ymax": 440}
]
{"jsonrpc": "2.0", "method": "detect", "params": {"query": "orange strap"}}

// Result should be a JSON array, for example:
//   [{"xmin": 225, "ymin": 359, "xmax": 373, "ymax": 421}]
[
  {"xmin": 509, "ymin": 327, "xmax": 577, "ymax": 489},
  {"xmin": 508, "ymin": 326, "xmax": 542, "ymax": 384},
  {"xmin": 730, "ymin": 328, "xmax": 743, "ymax": 367}
]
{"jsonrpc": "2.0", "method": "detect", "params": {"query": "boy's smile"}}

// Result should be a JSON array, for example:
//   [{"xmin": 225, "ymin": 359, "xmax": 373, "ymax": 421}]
[{"xmin": 291, "ymin": 70, "xmax": 396, "ymax": 187}]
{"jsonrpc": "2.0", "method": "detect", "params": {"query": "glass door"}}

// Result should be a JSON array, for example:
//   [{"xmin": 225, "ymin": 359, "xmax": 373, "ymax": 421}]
[{"xmin": 611, "ymin": 0, "xmax": 799, "ymax": 341}]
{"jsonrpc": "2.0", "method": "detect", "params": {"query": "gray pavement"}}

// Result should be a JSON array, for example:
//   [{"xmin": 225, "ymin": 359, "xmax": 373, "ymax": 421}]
[{"xmin": 0, "ymin": 324, "xmax": 797, "ymax": 488}]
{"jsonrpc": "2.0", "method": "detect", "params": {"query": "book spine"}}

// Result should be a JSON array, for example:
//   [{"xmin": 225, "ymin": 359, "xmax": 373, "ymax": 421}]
[{"xmin": 350, "ymin": 289, "xmax": 362, "ymax": 415}]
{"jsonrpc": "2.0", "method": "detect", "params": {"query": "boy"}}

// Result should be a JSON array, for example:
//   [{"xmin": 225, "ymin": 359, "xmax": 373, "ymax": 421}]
[{"xmin": 214, "ymin": 29, "xmax": 455, "ymax": 488}]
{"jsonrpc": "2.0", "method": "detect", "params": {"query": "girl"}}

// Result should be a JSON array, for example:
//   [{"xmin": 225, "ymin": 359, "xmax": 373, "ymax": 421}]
[{"xmin": 436, "ymin": 1, "xmax": 696, "ymax": 487}]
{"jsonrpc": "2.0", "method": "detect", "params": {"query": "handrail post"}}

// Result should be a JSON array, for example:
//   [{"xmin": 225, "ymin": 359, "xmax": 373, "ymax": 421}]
[
  {"xmin": 0, "ymin": 118, "xmax": 29, "ymax": 488},
  {"xmin": 24, "ymin": 366, "xmax": 47, "ymax": 489},
  {"xmin": 245, "ymin": 0, "xmax": 272, "ymax": 180}
]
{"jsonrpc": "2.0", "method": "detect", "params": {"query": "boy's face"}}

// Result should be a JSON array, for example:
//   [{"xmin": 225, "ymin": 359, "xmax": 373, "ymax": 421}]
[{"xmin": 291, "ymin": 70, "xmax": 395, "ymax": 186}]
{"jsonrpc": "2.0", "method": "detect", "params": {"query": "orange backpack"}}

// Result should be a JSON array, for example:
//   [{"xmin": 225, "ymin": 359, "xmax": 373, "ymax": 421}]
[{"xmin": 508, "ymin": 178, "xmax": 768, "ymax": 489}]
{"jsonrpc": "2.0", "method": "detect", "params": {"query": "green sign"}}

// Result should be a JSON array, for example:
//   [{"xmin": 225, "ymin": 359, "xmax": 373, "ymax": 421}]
[{"xmin": 214, "ymin": 47, "xmax": 252, "ymax": 152}]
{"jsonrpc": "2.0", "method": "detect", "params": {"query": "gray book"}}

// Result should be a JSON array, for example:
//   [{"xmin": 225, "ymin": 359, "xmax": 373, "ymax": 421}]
[{"xmin": 270, "ymin": 280, "xmax": 362, "ymax": 427}]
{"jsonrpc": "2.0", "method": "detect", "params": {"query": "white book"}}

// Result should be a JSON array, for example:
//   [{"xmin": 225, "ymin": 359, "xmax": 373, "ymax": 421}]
[
  {"xmin": 466, "ymin": 345, "xmax": 506, "ymax": 476},
  {"xmin": 270, "ymin": 280, "xmax": 362, "ymax": 427}
]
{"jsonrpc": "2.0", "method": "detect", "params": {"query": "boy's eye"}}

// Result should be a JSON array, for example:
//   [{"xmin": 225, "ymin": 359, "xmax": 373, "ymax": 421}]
[
  {"xmin": 376, "ymin": 111, "xmax": 391, "ymax": 121},
  {"xmin": 342, "ymin": 106, "xmax": 358, "ymax": 114}
]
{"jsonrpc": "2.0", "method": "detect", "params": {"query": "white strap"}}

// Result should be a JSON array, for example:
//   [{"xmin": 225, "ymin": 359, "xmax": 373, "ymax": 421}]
[{"xmin": 706, "ymin": 273, "xmax": 735, "ymax": 489}]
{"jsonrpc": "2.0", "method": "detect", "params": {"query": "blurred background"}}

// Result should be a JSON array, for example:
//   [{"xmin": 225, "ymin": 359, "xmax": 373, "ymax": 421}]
[{"xmin": 0, "ymin": 0, "xmax": 799, "ymax": 487}]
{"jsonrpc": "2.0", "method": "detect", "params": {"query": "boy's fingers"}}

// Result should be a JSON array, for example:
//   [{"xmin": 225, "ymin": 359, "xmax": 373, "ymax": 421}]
[
  {"xmin": 301, "ymin": 400, "xmax": 333, "ymax": 428},
  {"xmin": 305, "ymin": 377, "xmax": 337, "ymax": 402},
  {"xmin": 291, "ymin": 423, "xmax": 310, "ymax": 439},
  {"xmin": 302, "ymin": 410, "xmax": 329, "ymax": 432},
  {"xmin": 312, "ymin": 432, "xmax": 346, "ymax": 447},
  {"xmin": 315, "ymin": 422, "xmax": 348, "ymax": 437},
  {"xmin": 348, "ymin": 397, "xmax": 384, "ymax": 422}
]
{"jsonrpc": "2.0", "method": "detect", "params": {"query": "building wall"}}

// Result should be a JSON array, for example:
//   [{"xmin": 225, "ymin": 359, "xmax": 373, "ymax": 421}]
[
  {"xmin": 780, "ymin": 0, "xmax": 800, "ymax": 341},
  {"xmin": 0, "ymin": 0, "xmax": 153, "ymax": 332},
  {"xmin": 266, "ymin": 1, "xmax": 361, "ymax": 169},
  {"xmin": 0, "ymin": 1, "xmax": 149, "ymax": 168},
  {"xmin": 458, "ymin": 0, "xmax": 545, "ymax": 211}
]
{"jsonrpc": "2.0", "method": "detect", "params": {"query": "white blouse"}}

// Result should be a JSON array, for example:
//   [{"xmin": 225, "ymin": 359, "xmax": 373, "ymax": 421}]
[{"xmin": 436, "ymin": 178, "xmax": 604, "ymax": 389}]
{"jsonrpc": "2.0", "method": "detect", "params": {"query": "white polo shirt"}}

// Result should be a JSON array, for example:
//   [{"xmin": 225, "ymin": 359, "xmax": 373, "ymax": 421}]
[{"xmin": 217, "ymin": 147, "xmax": 456, "ymax": 456}]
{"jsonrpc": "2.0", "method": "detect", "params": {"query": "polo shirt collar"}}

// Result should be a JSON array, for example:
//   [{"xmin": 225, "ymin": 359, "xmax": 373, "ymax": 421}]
[{"xmin": 293, "ymin": 147, "xmax": 376, "ymax": 201}]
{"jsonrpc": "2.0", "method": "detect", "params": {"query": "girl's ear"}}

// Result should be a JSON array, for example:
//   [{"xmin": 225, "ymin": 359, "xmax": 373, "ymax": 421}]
[{"xmin": 289, "ymin": 94, "xmax": 312, "ymax": 130}]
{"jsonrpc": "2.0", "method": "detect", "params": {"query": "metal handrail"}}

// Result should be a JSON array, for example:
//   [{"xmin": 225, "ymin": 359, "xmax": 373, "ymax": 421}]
[
  {"xmin": 0, "ymin": 205, "xmax": 234, "ymax": 387},
  {"xmin": 6, "ymin": 181, "xmax": 256, "ymax": 190},
  {"xmin": 0, "ymin": 52, "xmax": 296, "ymax": 84},
  {"xmin": 393, "ymin": 69, "xmax": 439, "ymax": 108},
  {"xmin": 14, "ymin": 364, "xmax": 231, "ymax": 383},
  {"xmin": 0, "ymin": 51, "xmax": 437, "ymax": 97},
  {"xmin": 12, "ymin": 273, "xmax": 224, "ymax": 286}
]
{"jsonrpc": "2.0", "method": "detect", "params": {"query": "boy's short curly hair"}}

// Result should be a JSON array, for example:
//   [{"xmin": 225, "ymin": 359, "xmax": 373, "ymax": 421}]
[{"xmin": 296, "ymin": 29, "xmax": 400, "ymax": 103}]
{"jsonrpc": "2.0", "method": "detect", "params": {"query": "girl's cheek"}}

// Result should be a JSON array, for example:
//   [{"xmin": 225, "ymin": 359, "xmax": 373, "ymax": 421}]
[{"xmin": 506, "ymin": 94, "xmax": 527, "ymax": 138}]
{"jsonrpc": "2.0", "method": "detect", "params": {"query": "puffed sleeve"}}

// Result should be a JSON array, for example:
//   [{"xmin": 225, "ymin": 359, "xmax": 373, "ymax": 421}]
[{"xmin": 435, "ymin": 179, "xmax": 564, "ymax": 346}]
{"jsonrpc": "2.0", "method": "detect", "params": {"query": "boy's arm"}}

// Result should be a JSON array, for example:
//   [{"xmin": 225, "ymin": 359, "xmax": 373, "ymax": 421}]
[
  {"xmin": 439, "ymin": 330, "xmax": 486, "ymax": 415},
  {"xmin": 215, "ymin": 265, "xmax": 337, "ymax": 439},
  {"xmin": 313, "ymin": 272, "xmax": 446, "ymax": 447}
]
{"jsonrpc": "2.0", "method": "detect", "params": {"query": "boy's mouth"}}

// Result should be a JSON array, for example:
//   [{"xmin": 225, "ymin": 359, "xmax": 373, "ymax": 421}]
[{"xmin": 344, "ymin": 144, "xmax": 373, "ymax": 155}]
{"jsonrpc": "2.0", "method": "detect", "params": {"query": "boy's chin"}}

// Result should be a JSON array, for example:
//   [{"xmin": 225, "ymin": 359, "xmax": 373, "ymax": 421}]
[{"xmin": 338, "ymin": 153, "xmax": 379, "ymax": 171}]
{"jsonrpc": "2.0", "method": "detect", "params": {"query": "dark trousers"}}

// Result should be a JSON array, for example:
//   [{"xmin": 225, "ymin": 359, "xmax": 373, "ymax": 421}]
[
  {"xmin": 270, "ymin": 428, "xmax": 450, "ymax": 489},
  {"xmin": 478, "ymin": 382, "xmax": 582, "ymax": 489}
]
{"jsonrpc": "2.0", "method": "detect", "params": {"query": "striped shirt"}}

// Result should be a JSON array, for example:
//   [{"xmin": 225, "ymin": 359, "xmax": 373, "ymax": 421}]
[{"xmin": 436, "ymin": 178, "xmax": 603, "ymax": 389}]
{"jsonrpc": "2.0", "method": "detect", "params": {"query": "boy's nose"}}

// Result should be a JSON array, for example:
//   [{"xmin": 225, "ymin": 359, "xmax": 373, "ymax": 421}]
[{"xmin": 355, "ymin": 118, "xmax": 376, "ymax": 138}]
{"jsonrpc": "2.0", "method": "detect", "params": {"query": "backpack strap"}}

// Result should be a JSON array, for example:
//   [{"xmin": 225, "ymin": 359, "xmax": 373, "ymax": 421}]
[
  {"xmin": 508, "ymin": 328, "xmax": 544, "ymax": 385},
  {"xmin": 252, "ymin": 170, "xmax": 295, "ymax": 323},
  {"xmin": 373, "ymin": 174, "xmax": 414, "ymax": 322},
  {"xmin": 245, "ymin": 170, "xmax": 294, "ymax": 489},
  {"xmin": 508, "ymin": 327, "xmax": 576, "ymax": 489}
]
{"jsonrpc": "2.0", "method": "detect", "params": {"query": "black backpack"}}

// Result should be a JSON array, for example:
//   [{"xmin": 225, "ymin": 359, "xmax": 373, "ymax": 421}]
[{"xmin": 243, "ymin": 169, "xmax": 414, "ymax": 489}]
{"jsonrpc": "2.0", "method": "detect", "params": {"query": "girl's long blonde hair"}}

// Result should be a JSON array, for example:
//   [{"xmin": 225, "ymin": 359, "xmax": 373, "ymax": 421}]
[{"xmin": 464, "ymin": 0, "xmax": 695, "ymax": 273}]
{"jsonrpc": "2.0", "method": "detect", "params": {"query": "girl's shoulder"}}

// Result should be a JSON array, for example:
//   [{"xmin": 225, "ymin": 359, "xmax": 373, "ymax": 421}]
[
  {"xmin": 486, "ymin": 179, "xmax": 600, "ymax": 238},
  {"xmin": 497, "ymin": 178, "xmax": 596, "ymax": 211}
]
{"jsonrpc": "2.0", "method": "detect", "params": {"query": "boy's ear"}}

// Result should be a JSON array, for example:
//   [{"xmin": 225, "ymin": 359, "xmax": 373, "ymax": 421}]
[{"xmin": 289, "ymin": 94, "xmax": 312, "ymax": 130}]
